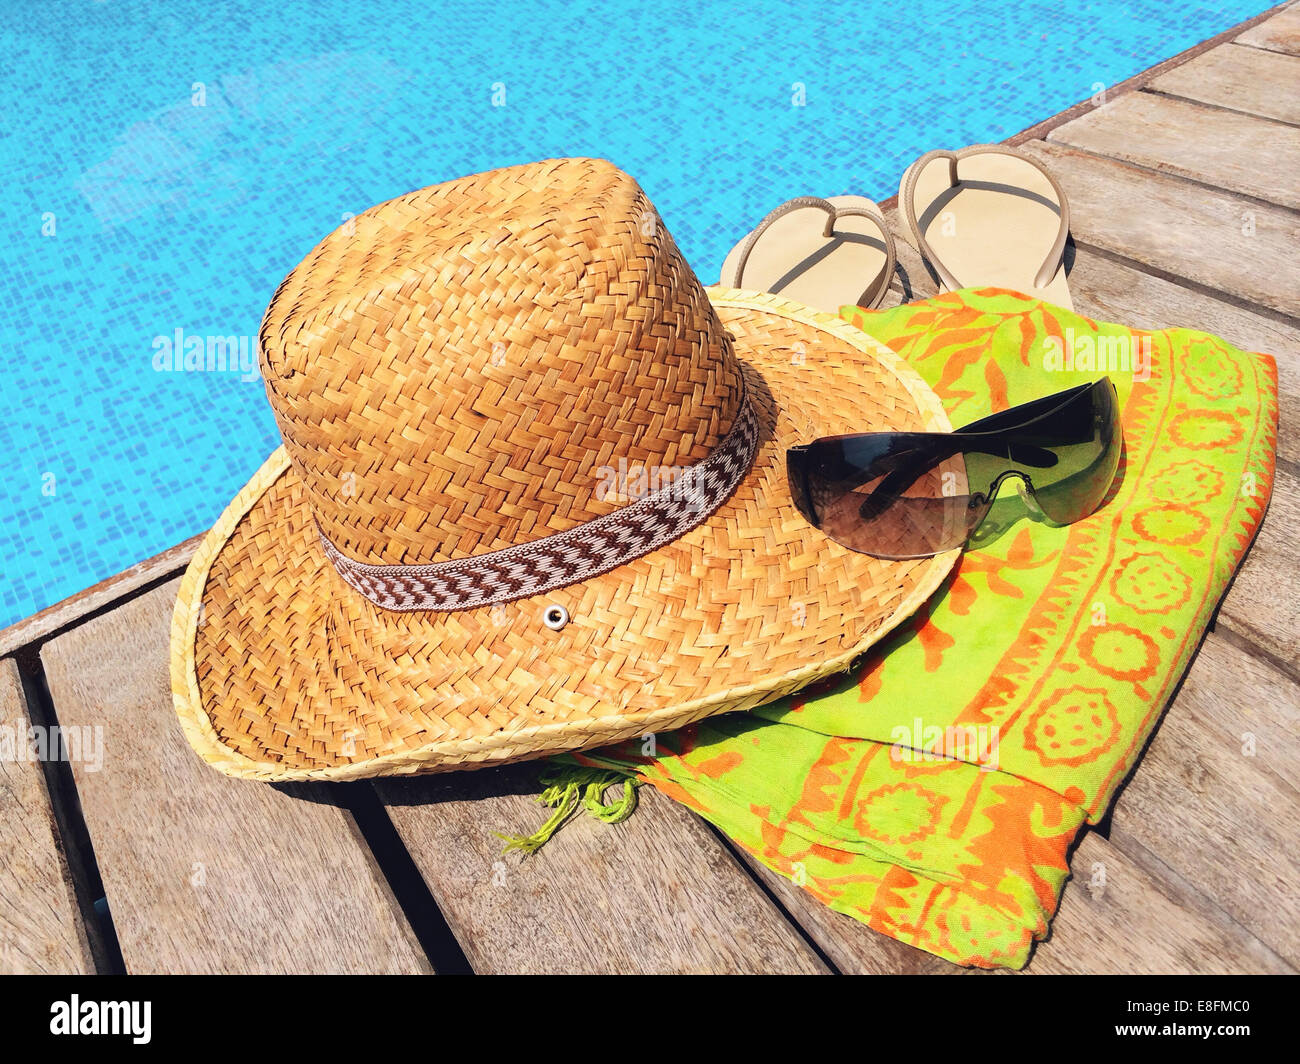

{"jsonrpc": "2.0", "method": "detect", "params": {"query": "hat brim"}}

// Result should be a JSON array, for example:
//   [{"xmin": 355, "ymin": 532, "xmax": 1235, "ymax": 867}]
[{"xmin": 171, "ymin": 290, "xmax": 959, "ymax": 781}]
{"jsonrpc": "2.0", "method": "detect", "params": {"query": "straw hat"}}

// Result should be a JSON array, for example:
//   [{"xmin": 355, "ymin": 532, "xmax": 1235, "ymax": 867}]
[{"xmin": 170, "ymin": 158, "xmax": 958, "ymax": 782}]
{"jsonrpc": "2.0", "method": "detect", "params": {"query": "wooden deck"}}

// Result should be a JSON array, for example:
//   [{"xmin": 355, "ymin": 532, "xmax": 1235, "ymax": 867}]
[{"xmin": 2, "ymin": 4, "xmax": 1298, "ymax": 975}]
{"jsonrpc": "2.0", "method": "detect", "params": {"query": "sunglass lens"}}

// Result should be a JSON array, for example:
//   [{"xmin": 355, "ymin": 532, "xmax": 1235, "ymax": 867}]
[
  {"xmin": 798, "ymin": 448, "xmax": 991, "ymax": 559},
  {"xmin": 1025, "ymin": 380, "xmax": 1121, "ymax": 524}
]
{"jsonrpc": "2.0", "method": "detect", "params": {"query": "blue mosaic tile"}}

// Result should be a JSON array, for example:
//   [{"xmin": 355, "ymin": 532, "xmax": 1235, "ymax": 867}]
[{"xmin": 0, "ymin": 0, "xmax": 1269, "ymax": 628}]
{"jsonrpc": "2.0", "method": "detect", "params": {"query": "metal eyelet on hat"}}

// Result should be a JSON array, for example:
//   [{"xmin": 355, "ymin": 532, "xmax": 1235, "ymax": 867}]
[{"xmin": 542, "ymin": 604, "xmax": 570, "ymax": 631}]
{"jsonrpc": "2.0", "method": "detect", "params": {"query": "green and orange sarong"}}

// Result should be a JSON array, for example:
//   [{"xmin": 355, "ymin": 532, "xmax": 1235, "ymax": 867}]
[{"xmin": 544, "ymin": 288, "xmax": 1278, "ymax": 969}]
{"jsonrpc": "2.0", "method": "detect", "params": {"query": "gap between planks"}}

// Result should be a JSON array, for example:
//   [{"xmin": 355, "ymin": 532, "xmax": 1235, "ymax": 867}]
[
  {"xmin": 9, "ymin": 567, "xmax": 852, "ymax": 972},
  {"xmin": 1144, "ymin": 41, "xmax": 1300, "ymax": 126},
  {"xmin": 1018, "ymin": 140, "xmax": 1300, "ymax": 320},
  {"xmin": 370, "ymin": 768, "xmax": 835, "ymax": 974},
  {"xmin": 1234, "ymin": 0, "xmax": 1300, "ymax": 57},
  {"xmin": 1048, "ymin": 90, "xmax": 1300, "ymax": 210},
  {"xmin": 0, "ymin": 659, "xmax": 95, "ymax": 974},
  {"xmin": 38, "ymin": 581, "xmax": 433, "ymax": 974},
  {"xmin": 1103, "ymin": 634, "xmax": 1300, "ymax": 968}
]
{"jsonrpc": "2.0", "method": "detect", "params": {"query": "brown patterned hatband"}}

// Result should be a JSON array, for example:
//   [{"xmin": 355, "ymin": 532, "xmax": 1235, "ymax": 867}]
[{"xmin": 315, "ymin": 384, "xmax": 761, "ymax": 612}]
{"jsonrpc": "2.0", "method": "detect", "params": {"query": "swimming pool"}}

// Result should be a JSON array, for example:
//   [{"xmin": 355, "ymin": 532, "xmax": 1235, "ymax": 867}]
[{"xmin": 0, "ymin": 0, "xmax": 1268, "ymax": 630}]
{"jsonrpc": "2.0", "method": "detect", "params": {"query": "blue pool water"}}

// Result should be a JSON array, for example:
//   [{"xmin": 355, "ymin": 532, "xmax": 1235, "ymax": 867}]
[{"xmin": 0, "ymin": 0, "xmax": 1268, "ymax": 629}]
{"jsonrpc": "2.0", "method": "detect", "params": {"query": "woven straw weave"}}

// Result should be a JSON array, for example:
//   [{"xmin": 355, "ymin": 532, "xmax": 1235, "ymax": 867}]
[{"xmin": 172, "ymin": 159, "xmax": 957, "ymax": 781}]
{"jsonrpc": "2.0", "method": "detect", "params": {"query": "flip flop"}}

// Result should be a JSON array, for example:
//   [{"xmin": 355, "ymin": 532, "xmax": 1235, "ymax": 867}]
[
  {"xmin": 899, "ymin": 145, "xmax": 1073, "ymax": 309},
  {"xmin": 719, "ymin": 195, "xmax": 897, "ymax": 313}
]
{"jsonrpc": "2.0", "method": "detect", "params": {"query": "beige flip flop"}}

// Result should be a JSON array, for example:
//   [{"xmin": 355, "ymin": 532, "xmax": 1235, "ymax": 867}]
[
  {"xmin": 719, "ymin": 195, "xmax": 897, "ymax": 313},
  {"xmin": 899, "ymin": 145, "xmax": 1073, "ymax": 309}
]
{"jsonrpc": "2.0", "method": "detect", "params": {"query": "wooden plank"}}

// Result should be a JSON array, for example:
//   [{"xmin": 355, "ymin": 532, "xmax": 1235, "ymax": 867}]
[
  {"xmin": 40, "ymin": 580, "xmax": 432, "ymax": 974},
  {"xmin": 0, "ymin": 532, "xmax": 202, "ymax": 658},
  {"xmin": 1004, "ymin": 3, "xmax": 1297, "ymax": 149},
  {"xmin": 1106, "ymin": 633, "xmax": 1300, "ymax": 964},
  {"xmin": 0, "ymin": 659, "xmax": 94, "ymax": 974},
  {"xmin": 1049, "ymin": 91, "xmax": 1300, "ymax": 209},
  {"xmin": 1020, "ymin": 140, "xmax": 1300, "ymax": 319},
  {"xmin": 1147, "ymin": 43, "xmax": 1300, "ymax": 125},
  {"xmin": 374, "ymin": 770, "xmax": 829, "ymax": 974},
  {"xmin": 1235, "ymin": 2, "xmax": 1300, "ymax": 57},
  {"xmin": 1217, "ymin": 466, "xmax": 1300, "ymax": 670},
  {"xmin": 1031, "ymin": 830, "xmax": 1292, "ymax": 974}
]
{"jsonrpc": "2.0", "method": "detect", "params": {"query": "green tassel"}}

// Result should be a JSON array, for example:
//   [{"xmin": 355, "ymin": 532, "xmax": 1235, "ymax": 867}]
[
  {"xmin": 579, "ymin": 770, "xmax": 640, "ymax": 824},
  {"xmin": 497, "ymin": 765, "xmax": 641, "ymax": 855}
]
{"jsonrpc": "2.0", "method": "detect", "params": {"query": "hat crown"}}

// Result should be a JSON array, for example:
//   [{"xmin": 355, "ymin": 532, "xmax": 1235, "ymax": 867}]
[{"xmin": 258, "ymin": 158, "xmax": 744, "ymax": 565}]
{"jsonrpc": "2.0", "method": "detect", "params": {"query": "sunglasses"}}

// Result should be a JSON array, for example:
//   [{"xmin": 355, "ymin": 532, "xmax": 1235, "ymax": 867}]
[{"xmin": 787, "ymin": 378, "xmax": 1121, "ymax": 559}]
